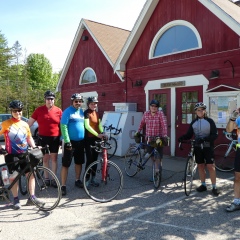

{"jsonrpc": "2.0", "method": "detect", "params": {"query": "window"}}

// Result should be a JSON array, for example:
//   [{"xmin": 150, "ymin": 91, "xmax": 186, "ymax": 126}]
[
  {"xmin": 153, "ymin": 93, "xmax": 167, "ymax": 116},
  {"xmin": 79, "ymin": 68, "xmax": 97, "ymax": 84},
  {"xmin": 181, "ymin": 91, "xmax": 198, "ymax": 124},
  {"xmin": 149, "ymin": 20, "xmax": 202, "ymax": 58}
]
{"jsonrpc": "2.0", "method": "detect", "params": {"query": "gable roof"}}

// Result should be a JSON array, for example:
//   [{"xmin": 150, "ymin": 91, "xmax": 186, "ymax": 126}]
[
  {"xmin": 114, "ymin": 0, "xmax": 240, "ymax": 72},
  {"xmin": 56, "ymin": 19, "xmax": 130, "ymax": 91}
]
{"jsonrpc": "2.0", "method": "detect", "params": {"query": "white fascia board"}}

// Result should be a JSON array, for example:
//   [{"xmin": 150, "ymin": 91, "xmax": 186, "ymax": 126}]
[
  {"xmin": 199, "ymin": 0, "xmax": 240, "ymax": 36},
  {"xmin": 114, "ymin": 0, "xmax": 159, "ymax": 72},
  {"xmin": 56, "ymin": 19, "xmax": 85, "ymax": 92}
]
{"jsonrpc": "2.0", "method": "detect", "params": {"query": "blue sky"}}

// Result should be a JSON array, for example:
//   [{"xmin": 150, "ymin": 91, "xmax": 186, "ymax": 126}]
[{"xmin": 0, "ymin": 0, "xmax": 146, "ymax": 72}]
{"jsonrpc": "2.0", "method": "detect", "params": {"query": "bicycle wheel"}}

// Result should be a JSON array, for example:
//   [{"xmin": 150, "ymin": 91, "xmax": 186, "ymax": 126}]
[
  {"xmin": 27, "ymin": 166, "xmax": 61, "ymax": 211},
  {"xmin": 214, "ymin": 144, "xmax": 235, "ymax": 172},
  {"xmin": 19, "ymin": 174, "xmax": 27, "ymax": 195},
  {"xmin": 124, "ymin": 147, "xmax": 141, "ymax": 177},
  {"xmin": 83, "ymin": 160, "xmax": 123, "ymax": 203},
  {"xmin": 184, "ymin": 156, "xmax": 197, "ymax": 196},
  {"xmin": 107, "ymin": 137, "xmax": 117, "ymax": 159},
  {"xmin": 152, "ymin": 161, "xmax": 162, "ymax": 189}
]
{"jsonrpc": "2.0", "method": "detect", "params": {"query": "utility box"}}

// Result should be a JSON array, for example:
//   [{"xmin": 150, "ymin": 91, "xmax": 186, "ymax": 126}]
[{"xmin": 101, "ymin": 103, "xmax": 143, "ymax": 157}]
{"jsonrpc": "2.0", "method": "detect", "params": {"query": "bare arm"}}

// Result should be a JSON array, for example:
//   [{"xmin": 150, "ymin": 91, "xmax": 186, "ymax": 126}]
[
  {"xmin": 226, "ymin": 120, "xmax": 237, "ymax": 132},
  {"xmin": 28, "ymin": 117, "xmax": 36, "ymax": 127},
  {"xmin": 27, "ymin": 136, "xmax": 36, "ymax": 148}
]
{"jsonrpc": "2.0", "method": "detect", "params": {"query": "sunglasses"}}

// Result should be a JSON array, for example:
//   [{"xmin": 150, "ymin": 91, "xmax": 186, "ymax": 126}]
[
  {"xmin": 12, "ymin": 109, "xmax": 22, "ymax": 113},
  {"xmin": 46, "ymin": 98, "xmax": 54, "ymax": 101},
  {"xmin": 74, "ymin": 100, "xmax": 83, "ymax": 103}
]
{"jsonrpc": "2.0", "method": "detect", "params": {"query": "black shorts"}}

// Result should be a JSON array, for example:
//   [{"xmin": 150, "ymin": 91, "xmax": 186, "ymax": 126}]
[
  {"xmin": 38, "ymin": 135, "xmax": 60, "ymax": 153},
  {"xmin": 194, "ymin": 147, "xmax": 214, "ymax": 164},
  {"xmin": 62, "ymin": 140, "xmax": 85, "ymax": 168},
  {"xmin": 234, "ymin": 148, "xmax": 240, "ymax": 172},
  {"xmin": 5, "ymin": 153, "xmax": 30, "ymax": 174}
]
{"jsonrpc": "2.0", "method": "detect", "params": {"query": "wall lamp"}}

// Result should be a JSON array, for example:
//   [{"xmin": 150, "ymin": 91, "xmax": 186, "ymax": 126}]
[
  {"xmin": 101, "ymin": 92, "xmax": 106, "ymax": 96},
  {"xmin": 209, "ymin": 70, "xmax": 220, "ymax": 80},
  {"xmin": 134, "ymin": 80, "xmax": 142, "ymax": 87},
  {"xmin": 224, "ymin": 60, "xmax": 235, "ymax": 78}
]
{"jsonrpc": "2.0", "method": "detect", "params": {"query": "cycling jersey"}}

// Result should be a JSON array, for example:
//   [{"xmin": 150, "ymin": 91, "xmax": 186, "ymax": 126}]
[
  {"xmin": 0, "ymin": 117, "xmax": 31, "ymax": 154},
  {"xmin": 60, "ymin": 105, "xmax": 85, "ymax": 142}
]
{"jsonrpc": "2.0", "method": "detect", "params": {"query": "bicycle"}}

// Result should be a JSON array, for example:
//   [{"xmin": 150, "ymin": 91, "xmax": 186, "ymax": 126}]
[
  {"xmin": 0, "ymin": 146, "xmax": 61, "ymax": 211},
  {"xmin": 179, "ymin": 140, "xmax": 198, "ymax": 196},
  {"xmin": 103, "ymin": 124, "xmax": 122, "ymax": 159},
  {"xmin": 124, "ymin": 135, "xmax": 164, "ymax": 189},
  {"xmin": 83, "ymin": 138, "xmax": 123, "ymax": 202},
  {"xmin": 214, "ymin": 131, "xmax": 236, "ymax": 172}
]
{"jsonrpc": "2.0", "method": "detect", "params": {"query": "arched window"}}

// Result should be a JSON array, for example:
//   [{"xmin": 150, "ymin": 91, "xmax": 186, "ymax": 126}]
[
  {"xmin": 79, "ymin": 68, "xmax": 97, "ymax": 84},
  {"xmin": 149, "ymin": 20, "xmax": 202, "ymax": 59}
]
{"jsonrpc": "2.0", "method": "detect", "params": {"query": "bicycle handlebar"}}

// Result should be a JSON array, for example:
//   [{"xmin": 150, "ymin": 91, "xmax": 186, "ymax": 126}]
[{"xmin": 223, "ymin": 130, "xmax": 236, "ymax": 141}]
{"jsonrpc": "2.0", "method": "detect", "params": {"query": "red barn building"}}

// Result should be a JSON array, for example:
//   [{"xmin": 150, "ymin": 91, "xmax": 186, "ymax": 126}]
[{"xmin": 57, "ymin": 0, "xmax": 240, "ymax": 157}]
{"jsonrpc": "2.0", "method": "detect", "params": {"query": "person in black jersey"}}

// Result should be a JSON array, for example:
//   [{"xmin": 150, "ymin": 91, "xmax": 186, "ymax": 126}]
[{"xmin": 178, "ymin": 102, "xmax": 220, "ymax": 196}]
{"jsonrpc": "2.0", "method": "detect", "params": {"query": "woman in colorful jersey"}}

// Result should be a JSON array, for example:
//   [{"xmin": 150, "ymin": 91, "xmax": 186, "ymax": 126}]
[
  {"xmin": 84, "ymin": 96, "xmax": 106, "ymax": 187},
  {"xmin": 0, "ymin": 100, "xmax": 43, "ymax": 210},
  {"xmin": 28, "ymin": 90, "xmax": 62, "ymax": 188}
]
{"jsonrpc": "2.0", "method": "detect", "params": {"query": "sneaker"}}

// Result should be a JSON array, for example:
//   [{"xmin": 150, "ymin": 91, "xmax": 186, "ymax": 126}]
[
  {"xmin": 91, "ymin": 178, "xmax": 99, "ymax": 187},
  {"xmin": 196, "ymin": 185, "xmax": 207, "ymax": 192},
  {"xmin": 51, "ymin": 179, "xmax": 58, "ymax": 188},
  {"xmin": 75, "ymin": 180, "xmax": 83, "ymax": 188},
  {"xmin": 61, "ymin": 186, "xmax": 67, "ymax": 196},
  {"xmin": 212, "ymin": 188, "xmax": 220, "ymax": 196},
  {"xmin": 226, "ymin": 202, "xmax": 240, "ymax": 212},
  {"xmin": 45, "ymin": 179, "xmax": 50, "ymax": 186},
  {"xmin": 13, "ymin": 199, "xmax": 21, "ymax": 210},
  {"xmin": 26, "ymin": 197, "xmax": 45, "ymax": 206}
]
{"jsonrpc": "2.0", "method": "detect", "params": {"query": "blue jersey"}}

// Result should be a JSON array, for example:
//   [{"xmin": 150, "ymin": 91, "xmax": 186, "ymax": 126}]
[{"xmin": 60, "ymin": 106, "xmax": 84, "ymax": 141}]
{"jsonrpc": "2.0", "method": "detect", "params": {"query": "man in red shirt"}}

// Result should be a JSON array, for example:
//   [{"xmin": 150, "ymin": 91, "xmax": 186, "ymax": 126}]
[{"xmin": 28, "ymin": 90, "xmax": 62, "ymax": 188}]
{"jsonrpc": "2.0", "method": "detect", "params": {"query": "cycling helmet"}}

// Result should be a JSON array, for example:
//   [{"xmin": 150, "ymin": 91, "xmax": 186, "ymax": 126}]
[
  {"xmin": 71, "ymin": 93, "xmax": 84, "ymax": 101},
  {"xmin": 194, "ymin": 102, "xmax": 206, "ymax": 111},
  {"xmin": 44, "ymin": 90, "xmax": 55, "ymax": 98},
  {"xmin": 149, "ymin": 99, "xmax": 159, "ymax": 107},
  {"xmin": 87, "ymin": 96, "xmax": 98, "ymax": 104},
  {"xmin": 9, "ymin": 100, "xmax": 24, "ymax": 109}
]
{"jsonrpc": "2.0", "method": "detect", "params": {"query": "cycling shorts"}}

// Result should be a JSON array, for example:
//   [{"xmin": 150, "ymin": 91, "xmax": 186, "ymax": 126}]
[
  {"xmin": 234, "ymin": 148, "xmax": 240, "ymax": 172},
  {"xmin": 5, "ymin": 153, "xmax": 30, "ymax": 174},
  {"xmin": 62, "ymin": 140, "xmax": 85, "ymax": 168},
  {"xmin": 194, "ymin": 147, "xmax": 214, "ymax": 164},
  {"xmin": 38, "ymin": 135, "xmax": 60, "ymax": 153}
]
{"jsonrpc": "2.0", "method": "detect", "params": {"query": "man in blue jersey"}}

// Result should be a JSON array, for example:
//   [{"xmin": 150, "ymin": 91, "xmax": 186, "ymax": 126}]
[{"xmin": 60, "ymin": 94, "xmax": 85, "ymax": 196}]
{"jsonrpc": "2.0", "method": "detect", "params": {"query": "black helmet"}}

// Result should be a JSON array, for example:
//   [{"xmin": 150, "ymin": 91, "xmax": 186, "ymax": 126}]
[
  {"xmin": 87, "ymin": 96, "xmax": 98, "ymax": 104},
  {"xmin": 9, "ymin": 100, "xmax": 24, "ymax": 109},
  {"xmin": 150, "ymin": 99, "xmax": 159, "ymax": 107},
  {"xmin": 194, "ymin": 102, "xmax": 206, "ymax": 111},
  {"xmin": 71, "ymin": 93, "xmax": 84, "ymax": 101},
  {"xmin": 44, "ymin": 90, "xmax": 55, "ymax": 98}
]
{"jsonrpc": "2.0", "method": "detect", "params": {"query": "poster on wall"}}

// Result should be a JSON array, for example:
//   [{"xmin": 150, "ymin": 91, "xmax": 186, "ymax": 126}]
[{"xmin": 209, "ymin": 96, "xmax": 237, "ymax": 126}]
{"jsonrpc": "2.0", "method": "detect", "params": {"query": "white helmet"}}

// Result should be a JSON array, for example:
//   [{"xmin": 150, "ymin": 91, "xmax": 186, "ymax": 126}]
[{"xmin": 194, "ymin": 102, "xmax": 206, "ymax": 111}]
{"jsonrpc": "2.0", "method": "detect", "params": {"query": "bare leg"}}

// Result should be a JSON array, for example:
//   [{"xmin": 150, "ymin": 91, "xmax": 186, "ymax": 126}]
[
  {"xmin": 207, "ymin": 164, "xmax": 217, "ymax": 185},
  {"xmin": 75, "ymin": 164, "xmax": 82, "ymax": 180},
  {"xmin": 61, "ymin": 166, "xmax": 68, "ymax": 186},
  {"xmin": 197, "ymin": 163, "xmax": 206, "ymax": 183},
  {"xmin": 43, "ymin": 154, "xmax": 51, "ymax": 179},
  {"xmin": 50, "ymin": 153, "xmax": 58, "ymax": 175},
  {"xmin": 234, "ymin": 172, "xmax": 240, "ymax": 198}
]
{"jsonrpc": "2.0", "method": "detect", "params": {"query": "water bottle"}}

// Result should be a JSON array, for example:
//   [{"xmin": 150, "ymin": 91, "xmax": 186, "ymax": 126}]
[{"xmin": 1, "ymin": 168, "xmax": 10, "ymax": 186}]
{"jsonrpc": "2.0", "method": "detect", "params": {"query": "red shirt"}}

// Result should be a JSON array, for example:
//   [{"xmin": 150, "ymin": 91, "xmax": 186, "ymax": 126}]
[
  {"xmin": 138, "ymin": 110, "xmax": 167, "ymax": 137},
  {"xmin": 31, "ymin": 105, "xmax": 62, "ymax": 136}
]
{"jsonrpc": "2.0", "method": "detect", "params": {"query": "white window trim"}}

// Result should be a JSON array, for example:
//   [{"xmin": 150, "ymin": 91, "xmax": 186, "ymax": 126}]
[
  {"xmin": 79, "ymin": 67, "xmax": 97, "ymax": 85},
  {"xmin": 149, "ymin": 20, "xmax": 202, "ymax": 59}
]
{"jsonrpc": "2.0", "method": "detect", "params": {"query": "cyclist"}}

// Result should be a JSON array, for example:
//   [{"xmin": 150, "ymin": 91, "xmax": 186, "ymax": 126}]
[
  {"xmin": 84, "ymin": 96, "xmax": 106, "ymax": 187},
  {"xmin": 135, "ymin": 99, "xmax": 168, "ymax": 179},
  {"xmin": 0, "ymin": 100, "xmax": 43, "ymax": 209},
  {"xmin": 28, "ymin": 90, "xmax": 62, "ymax": 188},
  {"xmin": 178, "ymin": 102, "xmax": 219, "ymax": 196},
  {"xmin": 225, "ymin": 108, "xmax": 240, "ymax": 212},
  {"xmin": 60, "ymin": 94, "xmax": 85, "ymax": 196}
]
